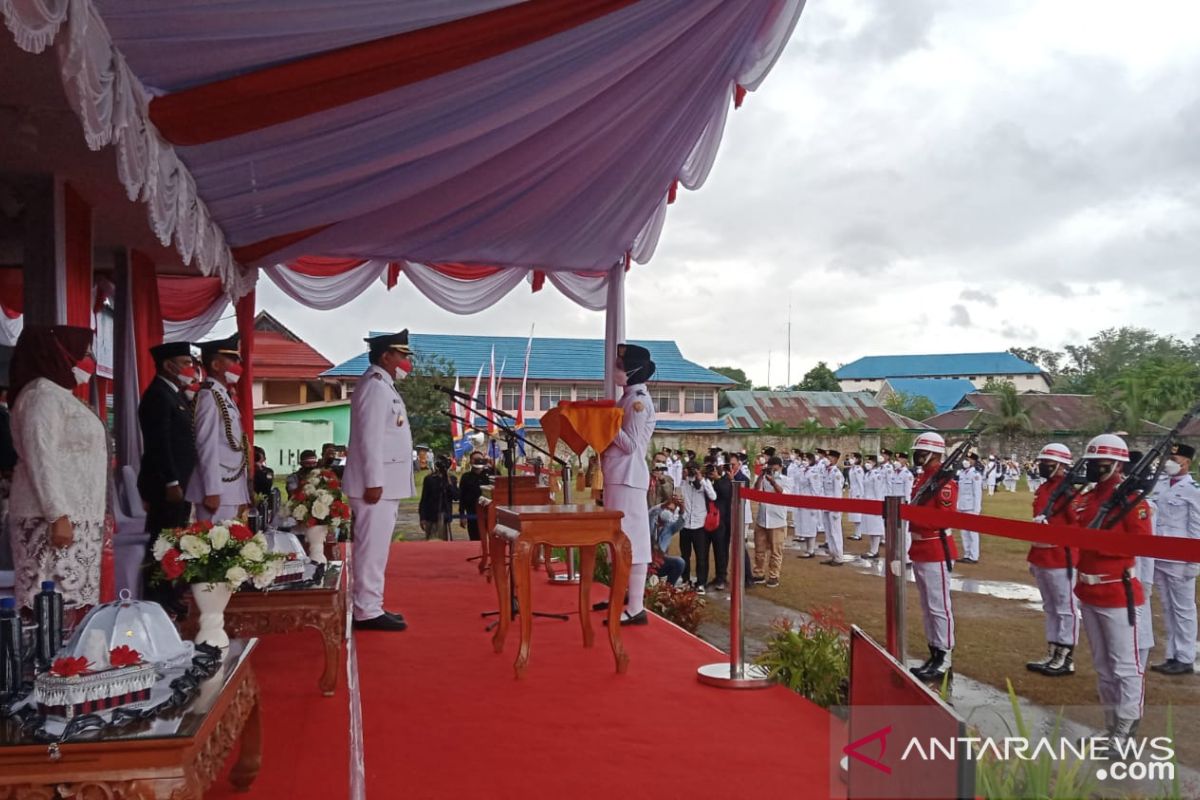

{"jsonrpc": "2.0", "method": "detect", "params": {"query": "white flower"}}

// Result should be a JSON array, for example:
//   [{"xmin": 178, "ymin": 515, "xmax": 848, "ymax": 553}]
[
  {"xmin": 240, "ymin": 541, "xmax": 265, "ymax": 562},
  {"xmin": 251, "ymin": 562, "xmax": 280, "ymax": 589},
  {"xmin": 292, "ymin": 503, "xmax": 308, "ymax": 520},
  {"xmin": 317, "ymin": 490, "xmax": 333, "ymax": 505},
  {"xmin": 152, "ymin": 537, "xmax": 174, "ymax": 561},
  {"xmin": 179, "ymin": 534, "xmax": 211, "ymax": 559},
  {"xmin": 252, "ymin": 532, "xmax": 268, "ymax": 548},
  {"xmin": 225, "ymin": 566, "xmax": 248, "ymax": 585},
  {"xmin": 208, "ymin": 526, "xmax": 230, "ymax": 550},
  {"xmin": 311, "ymin": 500, "xmax": 330, "ymax": 521}
]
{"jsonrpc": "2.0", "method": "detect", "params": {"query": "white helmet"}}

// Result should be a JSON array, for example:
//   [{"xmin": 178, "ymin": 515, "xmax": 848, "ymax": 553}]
[
  {"xmin": 470, "ymin": 431, "xmax": 486, "ymax": 447},
  {"xmin": 1036, "ymin": 443, "xmax": 1073, "ymax": 466},
  {"xmin": 1083, "ymin": 433, "xmax": 1129, "ymax": 462},
  {"xmin": 912, "ymin": 432, "xmax": 946, "ymax": 455}
]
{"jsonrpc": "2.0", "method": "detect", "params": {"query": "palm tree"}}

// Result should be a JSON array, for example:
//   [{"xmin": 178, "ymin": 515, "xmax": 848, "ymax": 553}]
[
  {"xmin": 835, "ymin": 418, "xmax": 867, "ymax": 436},
  {"xmin": 981, "ymin": 382, "xmax": 1033, "ymax": 452}
]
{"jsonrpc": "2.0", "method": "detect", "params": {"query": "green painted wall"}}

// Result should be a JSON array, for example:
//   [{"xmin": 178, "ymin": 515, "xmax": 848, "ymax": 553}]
[
  {"xmin": 253, "ymin": 418, "xmax": 335, "ymax": 473},
  {"xmin": 255, "ymin": 403, "xmax": 351, "ymax": 443}
]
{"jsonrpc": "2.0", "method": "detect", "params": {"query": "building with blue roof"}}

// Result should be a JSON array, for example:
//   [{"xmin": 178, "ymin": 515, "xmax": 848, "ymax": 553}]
[
  {"xmin": 875, "ymin": 378, "xmax": 977, "ymax": 416},
  {"xmin": 835, "ymin": 352, "xmax": 1049, "ymax": 394},
  {"xmin": 322, "ymin": 333, "xmax": 733, "ymax": 432}
]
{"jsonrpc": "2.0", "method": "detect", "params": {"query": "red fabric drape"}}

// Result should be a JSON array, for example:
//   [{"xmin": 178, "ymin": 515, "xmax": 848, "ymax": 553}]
[
  {"xmin": 286, "ymin": 256, "xmax": 368, "ymax": 277},
  {"xmin": 531, "ymin": 270, "xmax": 546, "ymax": 292},
  {"xmin": 131, "ymin": 252, "xmax": 164, "ymax": 396},
  {"xmin": 63, "ymin": 184, "xmax": 92, "ymax": 401},
  {"xmin": 428, "ymin": 263, "xmax": 505, "ymax": 280},
  {"xmin": 0, "ymin": 267, "xmax": 23, "ymax": 317},
  {"xmin": 149, "ymin": 0, "xmax": 641, "ymax": 146},
  {"xmin": 235, "ymin": 290, "xmax": 256, "ymax": 452},
  {"xmin": 157, "ymin": 276, "xmax": 224, "ymax": 322},
  {"xmin": 385, "ymin": 262, "xmax": 402, "ymax": 289}
]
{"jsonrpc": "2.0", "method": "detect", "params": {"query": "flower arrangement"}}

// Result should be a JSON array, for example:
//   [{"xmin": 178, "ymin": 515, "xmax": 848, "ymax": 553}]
[
  {"xmin": 643, "ymin": 575, "xmax": 706, "ymax": 633},
  {"xmin": 287, "ymin": 469, "xmax": 352, "ymax": 535},
  {"xmin": 153, "ymin": 519, "xmax": 285, "ymax": 589},
  {"xmin": 50, "ymin": 646, "xmax": 143, "ymax": 677},
  {"xmin": 754, "ymin": 606, "xmax": 850, "ymax": 709}
]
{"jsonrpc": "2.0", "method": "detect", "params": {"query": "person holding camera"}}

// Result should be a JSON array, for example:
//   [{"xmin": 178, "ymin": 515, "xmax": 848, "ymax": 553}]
[
  {"xmin": 650, "ymin": 498, "xmax": 687, "ymax": 586},
  {"xmin": 752, "ymin": 456, "xmax": 789, "ymax": 586},
  {"xmin": 679, "ymin": 461, "xmax": 716, "ymax": 592},
  {"xmin": 419, "ymin": 455, "xmax": 459, "ymax": 540}
]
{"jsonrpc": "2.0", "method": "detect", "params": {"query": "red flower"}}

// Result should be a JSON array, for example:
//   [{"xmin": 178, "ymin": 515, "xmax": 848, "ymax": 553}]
[
  {"xmin": 321, "ymin": 470, "xmax": 337, "ymax": 480},
  {"xmin": 291, "ymin": 490, "xmax": 306, "ymax": 502},
  {"xmin": 229, "ymin": 523, "xmax": 254, "ymax": 542},
  {"xmin": 331, "ymin": 501, "xmax": 350, "ymax": 518},
  {"xmin": 108, "ymin": 645, "xmax": 142, "ymax": 668},
  {"xmin": 161, "ymin": 548, "xmax": 185, "ymax": 580},
  {"xmin": 193, "ymin": 520, "xmax": 214, "ymax": 533},
  {"xmin": 327, "ymin": 479, "xmax": 341, "ymax": 491},
  {"xmin": 50, "ymin": 656, "xmax": 91, "ymax": 677}
]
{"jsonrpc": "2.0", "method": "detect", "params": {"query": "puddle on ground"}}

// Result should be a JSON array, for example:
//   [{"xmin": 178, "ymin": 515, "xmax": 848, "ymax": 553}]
[{"xmin": 842, "ymin": 554, "xmax": 1044, "ymax": 610}]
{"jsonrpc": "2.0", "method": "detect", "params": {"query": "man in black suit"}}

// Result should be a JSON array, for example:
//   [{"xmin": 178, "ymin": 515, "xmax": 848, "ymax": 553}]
[{"xmin": 138, "ymin": 341, "xmax": 199, "ymax": 537}]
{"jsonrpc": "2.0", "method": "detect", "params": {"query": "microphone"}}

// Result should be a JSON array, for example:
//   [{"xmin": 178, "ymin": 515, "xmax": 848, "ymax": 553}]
[{"xmin": 435, "ymin": 384, "xmax": 477, "ymax": 403}]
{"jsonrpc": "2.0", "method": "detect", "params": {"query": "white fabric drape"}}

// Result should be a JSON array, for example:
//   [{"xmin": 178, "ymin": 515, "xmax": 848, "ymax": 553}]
[
  {"xmin": 0, "ymin": 313, "xmax": 23, "ymax": 347},
  {"xmin": 603, "ymin": 262, "xmax": 626, "ymax": 400},
  {"xmin": 545, "ymin": 271, "xmax": 608, "ymax": 312},
  {"xmin": 162, "ymin": 296, "xmax": 229, "ymax": 343},
  {"xmin": 399, "ymin": 263, "xmax": 529, "ymax": 315},
  {"xmin": 631, "ymin": 195, "xmax": 668, "ymax": 266},
  {"xmin": 112, "ymin": 255, "xmax": 141, "ymax": 468},
  {"xmin": 263, "ymin": 261, "xmax": 387, "ymax": 310}
]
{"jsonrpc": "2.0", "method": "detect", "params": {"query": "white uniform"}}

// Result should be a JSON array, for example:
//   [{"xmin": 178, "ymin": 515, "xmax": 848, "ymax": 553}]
[
  {"xmin": 186, "ymin": 380, "xmax": 251, "ymax": 521},
  {"xmin": 1003, "ymin": 461, "xmax": 1020, "ymax": 493},
  {"xmin": 985, "ymin": 460, "xmax": 1000, "ymax": 494},
  {"xmin": 600, "ymin": 384, "xmax": 656, "ymax": 565},
  {"xmin": 793, "ymin": 464, "xmax": 818, "ymax": 539},
  {"xmin": 860, "ymin": 465, "xmax": 886, "ymax": 552},
  {"xmin": 889, "ymin": 464, "xmax": 914, "ymax": 552},
  {"xmin": 666, "ymin": 455, "xmax": 683, "ymax": 487},
  {"xmin": 847, "ymin": 463, "xmax": 865, "ymax": 531},
  {"xmin": 1151, "ymin": 474, "xmax": 1200, "ymax": 664},
  {"xmin": 955, "ymin": 466, "xmax": 984, "ymax": 561},
  {"xmin": 344, "ymin": 365, "xmax": 415, "ymax": 622},
  {"xmin": 822, "ymin": 466, "xmax": 846, "ymax": 561}
]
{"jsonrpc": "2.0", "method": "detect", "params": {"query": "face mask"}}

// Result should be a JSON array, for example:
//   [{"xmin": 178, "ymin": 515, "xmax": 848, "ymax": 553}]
[
  {"xmin": 911, "ymin": 452, "xmax": 926, "ymax": 468},
  {"xmin": 174, "ymin": 364, "xmax": 198, "ymax": 387},
  {"xmin": 223, "ymin": 362, "xmax": 243, "ymax": 385},
  {"xmin": 392, "ymin": 357, "xmax": 413, "ymax": 381},
  {"xmin": 71, "ymin": 356, "xmax": 96, "ymax": 386},
  {"xmin": 848, "ymin": 458, "xmax": 857, "ymax": 465},
  {"xmin": 472, "ymin": 463, "xmax": 485, "ymax": 471},
  {"xmin": 1084, "ymin": 460, "xmax": 1112, "ymax": 483},
  {"xmin": 1163, "ymin": 459, "xmax": 1183, "ymax": 477},
  {"xmin": 184, "ymin": 381, "xmax": 200, "ymax": 401},
  {"xmin": 1037, "ymin": 462, "xmax": 1056, "ymax": 480},
  {"xmin": 613, "ymin": 364, "xmax": 628, "ymax": 387},
  {"xmin": 865, "ymin": 463, "xmax": 875, "ymax": 471}
]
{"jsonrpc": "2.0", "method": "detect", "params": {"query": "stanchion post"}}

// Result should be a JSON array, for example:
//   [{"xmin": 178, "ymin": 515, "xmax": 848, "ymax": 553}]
[
  {"xmin": 883, "ymin": 495, "xmax": 906, "ymax": 662},
  {"xmin": 697, "ymin": 481, "xmax": 771, "ymax": 689}
]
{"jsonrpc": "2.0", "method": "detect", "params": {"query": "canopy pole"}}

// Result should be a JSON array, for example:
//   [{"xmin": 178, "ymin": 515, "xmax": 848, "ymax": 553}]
[{"xmin": 602, "ymin": 262, "xmax": 625, "ymax": 400}]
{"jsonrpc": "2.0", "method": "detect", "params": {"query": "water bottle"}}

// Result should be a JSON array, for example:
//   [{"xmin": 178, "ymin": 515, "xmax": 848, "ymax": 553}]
[
  {"xmin": 0, "ymin": 597, "xmax": 21, "ymax": 697},
  {"xmin": 34, "ymin": 580, "xmax": 63, "ymax": 671}
]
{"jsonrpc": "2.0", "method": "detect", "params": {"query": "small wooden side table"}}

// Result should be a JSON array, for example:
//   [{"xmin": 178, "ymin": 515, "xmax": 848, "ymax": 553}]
[{"xmin": 491, "ymin": 504, "xmax": 629, "ymax": 678}]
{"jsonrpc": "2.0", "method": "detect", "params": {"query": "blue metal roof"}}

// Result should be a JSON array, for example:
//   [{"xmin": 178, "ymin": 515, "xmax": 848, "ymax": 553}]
[
  {"xmin": 835, "ymin": 352, "xmax": 1041, "ymax": 380},
  {"xmin": 881, "ymin": 378, "xmax": 976, "ymax": 415},
  {"xmin": 321, "ymin": 333, "xmax": 733, "ymax": 385}
]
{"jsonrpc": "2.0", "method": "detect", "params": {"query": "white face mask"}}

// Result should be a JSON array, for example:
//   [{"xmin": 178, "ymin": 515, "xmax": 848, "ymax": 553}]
[
  {"xmin": 185, "ymin": 387, "xmax": 198, "ymax": 401},
  {"xmin": 613, "ymin": 366, "xmax": 628, "ymax": 387},
  {"xmin": 224, "ymin": 370, "xmax": 241, "ymax": 385},
  {"xmin": 71, "ymin": 366, "xmax": 92, "ymax": 386},
  {"xmin": 1164, "ymin": 459, "xmax": 1183, "ymax": 477}
]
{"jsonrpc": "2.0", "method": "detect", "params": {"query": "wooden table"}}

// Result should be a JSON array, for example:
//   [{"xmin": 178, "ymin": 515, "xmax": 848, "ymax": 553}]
[
  {"xmin": 477, "ymin": 483, "xmax": 554, "ymax": 576},
  {"xmin": 0, "ymin": 639, "xmax": 261, "ymax": 799},
  {"xmin": 490, "ymin": 504, "xmax": 629, "ymax": 678},
  {"xmin": 181, "ymin": 562, "xmax": 346, "ymax": 696}
]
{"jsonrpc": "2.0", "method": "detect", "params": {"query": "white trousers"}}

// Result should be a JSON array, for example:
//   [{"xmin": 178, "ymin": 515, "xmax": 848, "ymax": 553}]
[
  {"xmin": 822, "ymin": 511, "xmax": 843, "ymax": 559},
  {"xmin": 865, "ymin": 535, "xmax": 882, "ymax": 556},
  {"xmin": 349, "ymin": 497, "xmax": 401, "ymax": 621},
  {"xmin": 1030, "ymin": 565, "xmax": 1078, "ymax": 645},
  {"xmin": 194, "ymin": 503, "xmax": 242, "ymax": 524},
  {"xmin": 1080, "ymin": 603, "xmax": 1145, "ymax": 721},
  {"xmin": 913, "ymin": 561, "xmax": 955, "ymax": 651},
  {"xmin": 1154, "ymin": 563, "xmax": 1198, "ymax": 663}
]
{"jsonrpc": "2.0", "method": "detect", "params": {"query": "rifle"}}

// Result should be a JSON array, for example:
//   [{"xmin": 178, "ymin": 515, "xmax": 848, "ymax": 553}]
[
  {"xmin": 1088, "ymin": 399, "xmax": 1200, "ymax": 531},
  {"xmin": 1035, "ymin": 456, "xmax": 1087, "ymax": 580},
  {"xmin": 911, "ymin": 435, "xmax": 977, "ymax": 571}
]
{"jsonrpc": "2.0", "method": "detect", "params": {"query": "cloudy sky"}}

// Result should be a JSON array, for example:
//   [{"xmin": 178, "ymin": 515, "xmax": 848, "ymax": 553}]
[{"xmin": 229, "ymin": 0, "xmax": 1200, "ymax": 385}]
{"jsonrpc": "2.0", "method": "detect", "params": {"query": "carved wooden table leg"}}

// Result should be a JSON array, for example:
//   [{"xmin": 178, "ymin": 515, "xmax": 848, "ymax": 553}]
[
  {"xmin": 577, "ymin": 545, "xmax": 595, "ymax": 648},
  {"xmin": 489, "ymin": 534, "xmax": 510, "ymax": 653},
  {"xmin": 229, "ymin": 684, "xmax": 263, "ymax": 792},
  {"xmin": 513, "ymin": 539, "xmax": 535, "ymax": 679},
  {"xmin": 607, "ymin": 536, "xmax": 632, "ymax": 674},
  {"xmin": 311, "ymin": 616, "xmax": 342, "ymax": 696}
]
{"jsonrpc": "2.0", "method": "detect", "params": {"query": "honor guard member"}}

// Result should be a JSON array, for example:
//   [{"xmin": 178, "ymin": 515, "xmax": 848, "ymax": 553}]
[
  {"xmin": 908, "ymin": 433, "xmax": 959, "ymax": 682},
  {"xmin": 847, "ymin": 453, "xmax": 865, "ymax": 540},
  {"xmin": 1070, "ymin": 434, "xmax": 1151, "ymax": 746},
  {"xmin": 1025, "ymin": 443, "xmax": 1079, "ymax": 676},
  {"xmin": 344, "ymin": 331, "xmax": 417, "ymax": 632},
  {"xmin": 859, "ymin": 454, "xmax": 886, "ymax": 559},
  {"xmin": 186, "ymin": 335, "xmax": 250, "ymax": 522},
  {"xmin": 1149, "ymin": 443, "xmax": 1200, "ymax": 676},
  {"xmin": 955, "ymin": 453, "xmax": 984, "ymax": 563},
  {"xmin": 821, "ymin": 450, "xmax": 846, "ymax": 565},
  {"xmin": 600, "ymin": 344, "xmax": 657, "ymax": 625}
]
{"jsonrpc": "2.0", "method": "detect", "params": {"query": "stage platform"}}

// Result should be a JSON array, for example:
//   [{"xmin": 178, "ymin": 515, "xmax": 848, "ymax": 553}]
[{"xmin": 212, "ymin": 541, "xmax": 838, "ymax": 799}]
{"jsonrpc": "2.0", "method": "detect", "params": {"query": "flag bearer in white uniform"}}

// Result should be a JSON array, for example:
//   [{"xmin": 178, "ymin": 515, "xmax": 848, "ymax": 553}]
[
  {"xmin": 847, "ymin": 453, "xmax": 865, "ymax": 540},
  {"xmin": 859, "ymin": 454, "xmax": 886, "ymax": 559},
  {"xmin": 600, "ymin": 344, "xmax": 657, "ymax": 625},
  {"xmin": 891, "ymin": 452, "xmax": 915, "ymax": 555},
  {"xmin": 344, "ymin": 331, "xmax": 416, "ymax": 632},
  {"xmin": 186, "ymin": 334, "xmax": 250, "ymax": 523},
  {"xmin": 794, "ymin": 454, "xmax": 819, "ymax": 558},
  {"xmin": 1149, "ymin": 443, "xmax": 1200, "ymax": 676},
  {"xmin": 821, "ymin": 450, "xmax": 846, "ymax": 566},
  {"xmin": 955, "ymin": 453, "xmax": 984, "ymax": 563}
]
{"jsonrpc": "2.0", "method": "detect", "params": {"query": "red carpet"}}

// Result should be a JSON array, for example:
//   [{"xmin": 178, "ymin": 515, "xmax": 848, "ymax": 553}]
[{"xmin": 209, "ymin": 541, "xmax": 838, "ymax": 799}]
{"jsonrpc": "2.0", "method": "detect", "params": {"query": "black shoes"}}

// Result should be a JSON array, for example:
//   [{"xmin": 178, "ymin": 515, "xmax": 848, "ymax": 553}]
[
  {"xmin": 1151, "ymin": 659, "xmax": 1195, "ymax": 676},
  {"xmin": 603, "ymin": 610, "xmax": 648, "ymax": 626},
  {"xmin": 354, "ymin": 613, "xmax": 408, "ymax": 631}
]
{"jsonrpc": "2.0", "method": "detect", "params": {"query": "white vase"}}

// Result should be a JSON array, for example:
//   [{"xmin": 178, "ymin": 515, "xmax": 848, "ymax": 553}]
[
  {"xmin": 305, "ymin": 524, "xmax": 329, "ymax": 564},
  {"xmin": 192, "ymin": 582, "xmax": 232, "ymax": 648}
]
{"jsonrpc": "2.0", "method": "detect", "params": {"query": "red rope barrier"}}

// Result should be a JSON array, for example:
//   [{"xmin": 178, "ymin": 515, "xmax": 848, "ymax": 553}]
[{"xmin": 736, "ymin": 486, "xmax": 1200, "ymax": 563}]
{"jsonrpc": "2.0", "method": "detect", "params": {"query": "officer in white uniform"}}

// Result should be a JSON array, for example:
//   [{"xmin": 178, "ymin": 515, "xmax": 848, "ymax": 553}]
[
  {"xmin": 666, "ymin": 449, "xmax": 683, "ymax": 487},
  {"xmin": 186, "ymin": 335, "xmax": 251, "ymax": 522},
  {"xmin": 890, "ymin": 452, "xmax": 915, "ymax": 554},
  {"xmin": 956, "ymin": 453, "xmax": 984, "ymax": 563},
  {"xmin": 344, "ymin": 331, "xmax": 416, "ymax": 632},
  {"xmin": 1149, "ymin": 443, "xmax": 1200, "ymax": 676},
  {"xmin": 600, "ymin": 343, "xmax": 657, "ymax": 625},
  {"xmin": 859, "ymin": 454, "xmax": 886, "ymax": 558},
  {"xmin": 821, "ymin": 450, "xmax": 846, "ymax": 565},
  {"xmin": 847, "ymin": 453, "xmax": 865, "ymax": 540}
]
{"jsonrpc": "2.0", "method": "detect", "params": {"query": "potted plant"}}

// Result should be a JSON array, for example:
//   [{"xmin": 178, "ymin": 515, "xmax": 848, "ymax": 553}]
[
  {"xmin": 286, "ymin": 469, "xmax": 351, "ymax": 563},
  {"xmin": 153, "ymin": 520, "xmax": 285, "ymax": 648}
]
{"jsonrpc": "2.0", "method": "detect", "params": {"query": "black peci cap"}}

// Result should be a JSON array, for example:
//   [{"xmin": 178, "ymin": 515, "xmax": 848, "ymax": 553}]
[
  {"xmin": 150, "ymin": 341, "xmax": 199, "ymax": 363},
  {"xmin": 1172, "ymin": 443, "xmax": 1196, "ymax": 459}
]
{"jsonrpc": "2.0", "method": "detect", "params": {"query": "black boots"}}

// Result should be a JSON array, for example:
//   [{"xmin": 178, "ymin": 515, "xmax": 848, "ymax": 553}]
[
  {"xmin": 1028, "ymin": 643, "xmax": 1074, "ymax": 676},
  {"xmin": 911, "ymin": 647, "xmax": 952, "ymax": 682},
  {"xmin": 1026, "ymin": 642, "xmax": 1056, "ymax": 672}
]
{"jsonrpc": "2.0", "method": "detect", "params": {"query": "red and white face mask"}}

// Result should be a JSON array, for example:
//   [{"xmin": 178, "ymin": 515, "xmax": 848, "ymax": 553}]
[
  {"xmin": 71, "ymin": 356, "xmax": 96, "ymax": 386},
  {"xmin": 184, "ymin": 381, "xmax": 201, "ymax": 401},
  {"xmin": 394, "ymin": 357, "xmax": 413, "ymax": 381},
  {"xmin": 175, "ymin": 364, "xmax": 198, "ymax": 386},
  {"xmin": 223, "ymin": 362, "xmax": 244, "ymax": 385}
]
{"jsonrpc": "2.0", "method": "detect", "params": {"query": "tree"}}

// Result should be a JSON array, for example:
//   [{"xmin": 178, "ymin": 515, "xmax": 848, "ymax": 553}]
[
  {"xmin": 981, "ymin": 381, "xmax": 1034, "ymax": 447},
  {"xmin": 708, "ymin": 366, "xmax": 752, "ymax": 390},
  {"xmin": 760, "ymin": 420, "xmax": 789, "ymax": 436},
  {"xmin": 793, "ymin": 361, "xmax": 840, "ymax": 392},
  {"xmin": 834, "ymin": 418, "xmax": 867, "ymax": 436},
  {"xmin": 395, "ymin": 352, "xmax": 457, "ymax": 455},
  {"xmin": 1007, "ymin": 346, "xmax": 1063, "ymax": 377},
  {"xmin": 980, "ymin": 377, "xmax": 1015, "ymax": 393},
  {"xmin": 882, "ymin": 391, "xmax": 937, "ymax": 422}
]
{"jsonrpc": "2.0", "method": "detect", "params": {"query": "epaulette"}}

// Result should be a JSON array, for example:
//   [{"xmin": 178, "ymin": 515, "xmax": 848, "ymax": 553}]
[{"xmin": 371, "ymin": 372, "xmax": 384, "ymax": 381}]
